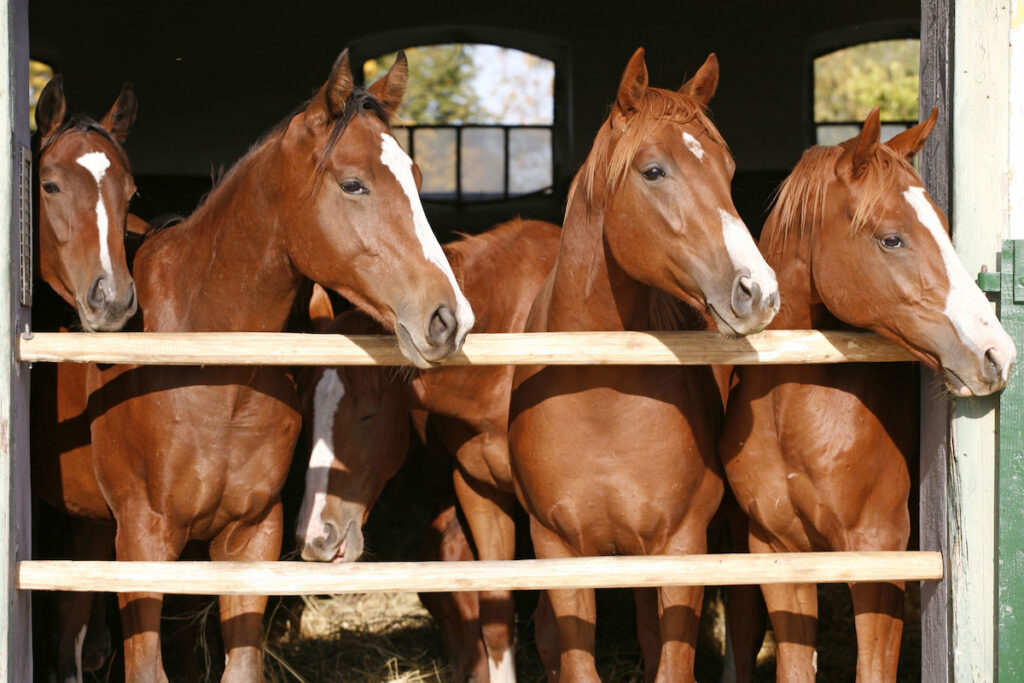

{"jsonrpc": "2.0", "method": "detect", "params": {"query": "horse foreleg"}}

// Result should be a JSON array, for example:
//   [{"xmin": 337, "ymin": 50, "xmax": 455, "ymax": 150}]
[
  {"xmin": 208, "ymin": 500, "xmax": 283, "ymax": 683},
  {"xmin": 748, "ymin": 528, "xmax": 817, "ymax": 683},
  {"xmin": 418, "ymin": 503, "xmax": 489, "ymax": 682},
  {"xmin": 453, "ymin": 469, "xmax": 517, "ymax": 683},
  {"xmin": 651, "ymin": 532, "xmax": 707, "ymax": 683},
  {"xmin": 56, "ymin": 519, "xmax": 115, "ymax": 682},
  {"xmin": 633, "ymin": 587, "xmax": 660, "ymax": 682},
  {"xmin": 529, "ymin": 517, "xmax": 599, "ymax": 683},
  {"xmin": 849, "ymin": 581, "xmax": 904, "ymax": 683},
  {"xmin": 533, "ymin": 592, "xmax": 560, "ymax": 682},
  {"xmin": 721, "ymin": 508, "xmax": 765, "ymax": 683}
]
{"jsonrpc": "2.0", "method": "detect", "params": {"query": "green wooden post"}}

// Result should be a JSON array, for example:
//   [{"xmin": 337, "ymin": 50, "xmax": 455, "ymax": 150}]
[{"xmin": 992, "ymin": 241, "xmax": 1024, "ymax": 681}]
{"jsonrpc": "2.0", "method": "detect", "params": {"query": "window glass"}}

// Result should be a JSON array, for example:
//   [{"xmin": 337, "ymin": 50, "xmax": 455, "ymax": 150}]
[{"xmin": 813, "ymin": 39, "xmax": 919, "ymax": 144}]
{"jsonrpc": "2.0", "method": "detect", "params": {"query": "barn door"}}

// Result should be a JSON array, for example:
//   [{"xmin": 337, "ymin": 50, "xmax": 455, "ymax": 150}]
[{"xmin": 0, "ymin": 0, "xmax": 33, "ymax": 680}]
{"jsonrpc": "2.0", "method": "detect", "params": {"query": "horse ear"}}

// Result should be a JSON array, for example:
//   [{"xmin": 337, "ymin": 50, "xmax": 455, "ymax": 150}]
[
  {"xmin": 847, "ymin": 106, "xmax": 881, "ymax": 177},
  {"xmin": 367, "ymin": 51, "xmax": 408, "ymax": 119},
  {"xmin": 99, "ymin": 82, "xmax": 138, "ymax": 144},
  {"xmin": 615, "ymin": 48, "xmax": 648, "ymax": 116},
  {"xmin": 35, "ymin": 74, "xmax": 67, "ymax": 140},
  {"xmin": 679, "ymin": 53, "xmax": 719, "ymax": 106},
  {"xmin": 308, "ymin": 49, "xmax": 354, "ymax": 128},
  {"xmin": 309, "ymin": 283, "xmax": 336, "ymax": 331},
  {"xmin": 886, "ymin": 107, "xmax": 938, "ymax": 161}
]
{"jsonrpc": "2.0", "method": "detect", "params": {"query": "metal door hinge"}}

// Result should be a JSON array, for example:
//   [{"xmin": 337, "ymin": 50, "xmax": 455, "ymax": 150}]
[{"xmin": 19, "ymin": 146, "xmax": 32, "ymax": 307}]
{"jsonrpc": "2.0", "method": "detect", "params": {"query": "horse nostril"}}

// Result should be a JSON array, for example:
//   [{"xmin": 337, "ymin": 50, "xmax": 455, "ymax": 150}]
[
  {"xmin": 87, "ymin": 277, "xmax": 109, "ymax": 311},
  {"xmin": 427, "ymin": 304, "xmax": 457, "ymax": 348},
  {"xmin": 312, "ymin": 521, "xmax": 340, "ymax": 554},
  {"xmin": 731, "ymin": 274, "xmax": 761, "ymax": 318},
  {"xmin": 985, "ymin": 347, "xmax": 1005, "ymax": 383}
]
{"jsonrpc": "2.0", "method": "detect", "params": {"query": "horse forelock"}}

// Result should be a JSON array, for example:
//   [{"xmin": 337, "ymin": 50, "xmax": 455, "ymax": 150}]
[
  {"xmin": 568, "ymin": 86, "xmax": 724, "ymax": 214},
  {"xmin": 761, "ymin": 142, "xmax": 921, "ymax": 258},
  {"xmin": 312, "ymin": 88, "xmax": 391, "ymax": 186},
  {"xmin": 37, "ymin": 114, "xmax": 132, "ymax": 173}
]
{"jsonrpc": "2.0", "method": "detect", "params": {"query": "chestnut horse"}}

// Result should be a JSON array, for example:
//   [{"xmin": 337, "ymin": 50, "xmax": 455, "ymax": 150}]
[
  {"xmin": 30, "ymin": 76, "xmax": 139, "ymax": 682},
  {"xmin": 297, "ymin": 218, "xmax": 561, "ymax": 682},
  {"xmin": 507, "ymin": 49, "xmax": 779, "ymax": 682},
  {"xmin": 79, "ymin": 50, "xmax": 473, "ymax": 682},
  {"xmin": 719, "ymin": 108, "xmax": 1015, "ymax": 681}
]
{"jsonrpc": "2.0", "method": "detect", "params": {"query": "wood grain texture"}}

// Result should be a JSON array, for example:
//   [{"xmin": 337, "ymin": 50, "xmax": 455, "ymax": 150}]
[
  {"xmin": 17, "ymin": 552, "xmax": 944, "ymax": 595},
  {"xmin": 18, "ymin": 330, "xmax": 915, "ymax": 366}
]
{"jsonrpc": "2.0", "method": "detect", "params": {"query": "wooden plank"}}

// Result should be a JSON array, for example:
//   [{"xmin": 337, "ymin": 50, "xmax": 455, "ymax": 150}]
[
  {"xmin": 0, "ymin": 0, "xmax": 32, "ymax": 681},
  {"xmin": 919, "ymin": 1, "xmax": 954, "ymax": 681},
  {"xmin": 16, "ymin": 552, "xmax": 944, "ymax": 595},
  {"xmin": 17, "ymin": 330, "xmax": 916, "ymax": 366},
  {"xmin": 951, "ymin": 2, "xmax": 1011, "ymax": 680}
]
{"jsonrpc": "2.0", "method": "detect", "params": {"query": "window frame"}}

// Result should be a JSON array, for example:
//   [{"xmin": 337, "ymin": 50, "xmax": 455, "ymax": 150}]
[
  {"xmin": 349, "ymin": 26, "xmax": 573, "ymax": 207},
  {"xmin": 805, "ymin": 19, "xmax": 920, "ymax": 147}
]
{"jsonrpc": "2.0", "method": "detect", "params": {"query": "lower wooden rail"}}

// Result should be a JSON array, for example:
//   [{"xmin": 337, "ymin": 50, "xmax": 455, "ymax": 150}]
[
  {"xmin": 18, "ymin": 330, "xmax": 915, "ymax": 366},
  {"xmin": 17, "ymin": 552, "xmax": 943, "ymax": 595}
]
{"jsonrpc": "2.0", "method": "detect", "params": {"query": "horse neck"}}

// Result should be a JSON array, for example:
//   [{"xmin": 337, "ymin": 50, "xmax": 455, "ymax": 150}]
[
  {"xmin": 137, "ymin": 140, "xmax": 302, "ymax": 332},
  {"xmin": 545, "ymin": 198, "xmax": 650, "ymax": 332},
  {"xmin": 761, "ymin": 213, "xmax": 836, "ymax": 331}
]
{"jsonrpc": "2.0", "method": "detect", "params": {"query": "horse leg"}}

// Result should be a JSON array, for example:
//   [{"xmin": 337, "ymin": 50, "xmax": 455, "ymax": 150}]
[
  {"xmin": 115, "ymin": 510, "xmax": 185, "ymax": 683},
  {"xmin": 651, "ymin": 533, "xmax": 706, "ymax": 683},
  {"xmin": 533, "ymin": 591, "xmax": 560, "ymax": 682},
  {"xmin": 721, "ymin": 510, "xmax": 765, "ymax": 683},
  {"xmin": 748, "ymin": 528, "xmax": 817, "ymax": 682},
  {"xmin": 633, "ymin": 588, "xmax": 660, "ymax": 683},
  {"xmin": 418, "ymin": 504, "xmax": 489, "ymax": 682},
  {"xmin": 208, "ymin": 500, "xmax": 284, "ymax": 683},
  {"xmin": 453, "ymin": 469, "xmax": 517, "ymax": 683},
  {"xmin": 530, "ymin": 517, "xmax": 599, "ymax": 683},
  {"xmin": 56, "ymin": 519, "xmax": 114, "ymax": 682},
  {"xmin": 849, "ymin": 581, "xmax": 904, "ymax": 682}
]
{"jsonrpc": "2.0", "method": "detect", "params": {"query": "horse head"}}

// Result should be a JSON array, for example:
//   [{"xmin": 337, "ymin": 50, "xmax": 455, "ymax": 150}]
[{"xmin": 35, "ymin": 76, "xmax": 138, "ymax": 331}]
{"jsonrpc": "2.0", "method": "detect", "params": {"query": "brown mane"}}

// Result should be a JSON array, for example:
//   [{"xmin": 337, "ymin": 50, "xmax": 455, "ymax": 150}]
[
  {"xmin": 567, "ymin": 85, "xmax": 725, "ymax": 212},
  {"xmin": 761, "ymin": 141, "xmax": 922, "ymax": 259}
]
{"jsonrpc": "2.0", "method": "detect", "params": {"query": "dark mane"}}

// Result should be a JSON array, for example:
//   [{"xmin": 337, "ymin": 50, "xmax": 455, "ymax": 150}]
[{"xmin": 36, "ymin": 114, "xmax": 132, "ymax": 171}]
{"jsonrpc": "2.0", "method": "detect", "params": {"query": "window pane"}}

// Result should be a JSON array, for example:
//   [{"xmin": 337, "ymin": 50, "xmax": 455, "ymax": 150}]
[
  {"xmin": 389, "ymin": 127, "xmax": 410, "ymax": 154},
  {"xmin": 461, "ymin": 128, "xmax": 505, "ymax": 199},
  {"xmin": 413, "ymin": 128, "xmax": 456, "ymax": 199},
  {"xmin": 509, "ymin": 128, "xmax": 552, "ymax": 195},
  {"xmin": 814, "ymin": 39, "xmax": 919, "ymax": 123},
  {"xmin": 366, "ymin": 44, "xmax": 554, "ymax": 125},
  {"xmin": 815, "ymin": 124, "xmax": 861, "ymax": 147}
]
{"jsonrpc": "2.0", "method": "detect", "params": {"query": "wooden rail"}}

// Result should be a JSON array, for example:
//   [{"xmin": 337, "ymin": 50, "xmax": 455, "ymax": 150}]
[
  {"xmin": 17, "ymin": 552, "xmax": 943, "ymax": 595},
  {"xmin": 18, "ymin": 330, "xmax": 915, "ymax": 366}
]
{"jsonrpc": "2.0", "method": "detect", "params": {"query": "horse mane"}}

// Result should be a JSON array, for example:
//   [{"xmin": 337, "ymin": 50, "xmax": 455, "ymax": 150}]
[
  {"xmin": 760, "ymin": 140, "xmax": 922, "ymax": 259},
  {"xmin": 185, "ymin": 87, "xmax": 390, "ymax": 224},
  {"xmin": 567, "ymin": 86, "xmax": 725, "ymax": 213},
  {"xmin": 36, "ymin": 114, "xmax": 132, "ymax": 172}
]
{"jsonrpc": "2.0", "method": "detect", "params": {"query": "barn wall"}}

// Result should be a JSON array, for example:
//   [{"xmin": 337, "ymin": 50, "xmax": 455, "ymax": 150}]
[{"xmin": 28, "ymin": 1, "xmax": 919, "ymax": 223}]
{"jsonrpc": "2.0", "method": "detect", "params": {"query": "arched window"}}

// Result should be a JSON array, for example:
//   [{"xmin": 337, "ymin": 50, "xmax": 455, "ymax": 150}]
[
  {"xmin": 813, "ymin": 39, "xmax": 920, "ymax": 146},
  {"xmin": 351, "ymin": 28, "xmax": 571, "ymax": 209}
]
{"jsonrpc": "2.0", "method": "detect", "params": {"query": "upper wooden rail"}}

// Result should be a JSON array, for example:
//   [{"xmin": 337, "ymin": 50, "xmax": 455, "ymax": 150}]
[
  {"xmin": 18, "ymin": 330, "xmax": 915, "ymax": 366},
  {"xmin": 18, "ymin": 552, "xmax": 943, "ymax": 595}
]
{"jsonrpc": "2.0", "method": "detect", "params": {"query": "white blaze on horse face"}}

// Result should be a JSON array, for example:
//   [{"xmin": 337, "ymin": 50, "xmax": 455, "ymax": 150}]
[
  {"xmin": 682, "ymin": 131, "xmax": 705, "ymax": 162},
  {"xmin": 75, "ymin": 152, "xmax": 114, "ymax": 282},
  {"xmin": 298, "ymin": 369, "xmax": 346, "ymax": 551},
  {"xmin": 378, "ymin": 132, "xmax": 475, "ymax": 335},
  {"xmin": 719, "ymin": 208, "xmax": 779, "ymax": 299},
  {"xmin": 903, "ymin": 184, "xmax": 1014, "ymax": 383}
]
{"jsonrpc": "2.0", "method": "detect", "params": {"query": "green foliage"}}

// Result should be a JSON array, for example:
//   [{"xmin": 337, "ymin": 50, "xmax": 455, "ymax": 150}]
[
  {"xmin": 29, "ymin": 59, "xmax": 54, "ymax": 133},
  {"xmin": 366, "ymin": 45, "xmax": 481, "ymax": 126},
  {"xmin": 815, "ymin": 39, "xmax": 919, "ymax": 122}
]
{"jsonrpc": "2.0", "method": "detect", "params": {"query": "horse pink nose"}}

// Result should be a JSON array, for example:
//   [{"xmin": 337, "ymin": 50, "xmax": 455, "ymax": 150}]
[
  {"xmin": 983, "ymin": 346, "xmax": 1011, "ymax": 388},
  {"xmin": 427, "ymin": 304, "xmax": 458, "ymax": 349},
  {"xmin": 731, "ymin": 273, "xmax": 775, "ymax": 319}
]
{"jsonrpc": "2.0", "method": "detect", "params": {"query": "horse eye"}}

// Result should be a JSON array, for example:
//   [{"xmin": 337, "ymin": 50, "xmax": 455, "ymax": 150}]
[
  {"xmin": 340, "ymin": 179, "xmax": 368, "ymax": 195},
  {"xmin": 879, "ymin": 234, "xmax": 904, "ymax": 249},
  {"xmin": 42, "ymin": 181, "xmax": 60, "ymax": 194},
  {"xmin": 641, "ymin": 166, "xmax": 665, "ymax": 182}
]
